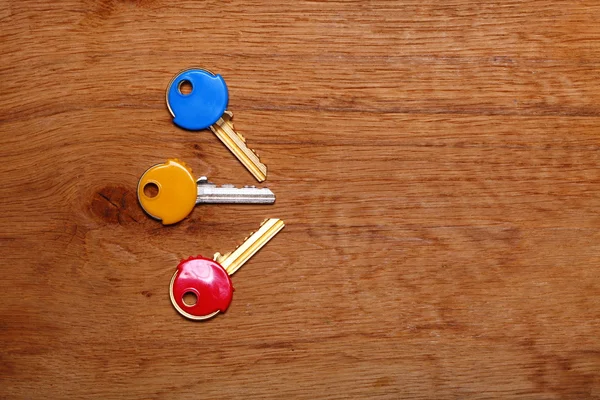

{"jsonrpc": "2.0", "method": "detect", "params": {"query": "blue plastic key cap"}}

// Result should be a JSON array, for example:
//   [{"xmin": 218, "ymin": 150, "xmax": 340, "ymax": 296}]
[{"xmin": 166, "ymin": 69, "xmax": 229, "ymax": 131}]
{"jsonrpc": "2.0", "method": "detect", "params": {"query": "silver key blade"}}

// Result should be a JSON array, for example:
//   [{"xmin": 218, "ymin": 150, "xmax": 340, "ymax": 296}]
[{"xmin": 196, "ymin": 177, "xmax": 276, "ymax": 204}]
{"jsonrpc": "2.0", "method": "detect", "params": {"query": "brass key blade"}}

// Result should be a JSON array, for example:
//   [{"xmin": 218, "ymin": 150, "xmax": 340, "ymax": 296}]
[
  {"xmin": 209, "ymin": 111, "xmax": 267, "ymax": 182},
  {"xmin": 214, "ymin": 218, "xmax": 284, "ymax": 275}
]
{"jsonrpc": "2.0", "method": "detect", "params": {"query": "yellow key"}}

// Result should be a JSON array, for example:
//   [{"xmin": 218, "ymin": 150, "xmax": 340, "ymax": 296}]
[
  {"xmin": 137, "ymin": 159, "xmax": 275, "ymax": 225},
  {"xmin": 137, "ymin": 159, "xmax": 197, "ymax": 225}
]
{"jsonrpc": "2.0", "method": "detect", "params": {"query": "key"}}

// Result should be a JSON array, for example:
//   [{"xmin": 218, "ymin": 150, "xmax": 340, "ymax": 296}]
[
  {"xmin": 169, "ymin": 218, "xmax": 285, "ymax": 320},
  {"xmin": 137, "ymin": 159, "xmax": 275, "ymax": 225},
  {"xmin": 166, "ymin": 68, "xmax": 268, "ymax": 182}
]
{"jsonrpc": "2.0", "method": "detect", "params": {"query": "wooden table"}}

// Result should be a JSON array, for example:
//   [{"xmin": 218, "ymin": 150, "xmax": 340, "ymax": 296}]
[{"xmin": 2, "ymin": 1, "xmax": 599, "ymax": 398}]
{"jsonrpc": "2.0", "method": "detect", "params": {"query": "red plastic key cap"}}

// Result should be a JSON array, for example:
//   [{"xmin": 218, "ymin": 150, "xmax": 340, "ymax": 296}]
[{"xmin": 169, "ymin": 256, "xmax": 233, "ymax": 320}]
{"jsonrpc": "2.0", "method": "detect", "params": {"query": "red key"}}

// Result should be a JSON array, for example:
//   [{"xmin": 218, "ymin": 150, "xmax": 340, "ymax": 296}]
[
  {"xmin": 170, "ymin": 256, "xmax": 234, "ymax": 320},
  {"xmin": 169, "ymin": 218, "xmax": 284, "ymax": 321}
]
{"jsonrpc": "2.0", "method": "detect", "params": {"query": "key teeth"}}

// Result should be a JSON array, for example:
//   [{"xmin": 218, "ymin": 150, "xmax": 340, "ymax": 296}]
[
  {"xmin": 231, "ymin": 125, "xmax": 246, "ymax": 144},
  {"xmin": 222, "ymin": 112, "xmax": 250, "ymax": 146},
  {"xmin": 222, "ymin": 232, "xmax": 256, "ymax": 259},
  {"xmin": 213, "ymin": 111, "xmax": 266, "ymax": 178},
  {"xmin": 217, "ymin": 219, "xmax": 284, "ymax": 275}
]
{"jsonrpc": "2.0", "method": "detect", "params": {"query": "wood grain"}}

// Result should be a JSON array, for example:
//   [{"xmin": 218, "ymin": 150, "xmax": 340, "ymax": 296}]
[{"xmin": 1, "ymin": 0, "xmax": 600, "ymax": 398}]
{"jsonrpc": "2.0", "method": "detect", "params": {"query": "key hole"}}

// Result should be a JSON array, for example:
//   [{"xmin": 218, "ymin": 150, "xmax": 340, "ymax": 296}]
[
  {"xmin": 143, "ymin": 182, "xmax": 159, "ymax": 198},
  {"xmin": 178, "ymin": 80, "xmax": 193, "ymax": 95},
  {"xmin": 182, "ymin": 292, "xmax": 197, "ymax": 307}
]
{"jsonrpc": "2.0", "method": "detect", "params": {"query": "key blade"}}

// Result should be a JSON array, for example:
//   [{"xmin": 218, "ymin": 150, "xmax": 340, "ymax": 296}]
[
  {"xmin": 215, "ymin": 218, "xmax": 285, "ymax": 275},
  {"xmin": 209, "ymin": 111, "xmax": 267, "ymax": 182},
  {"xmin": 196, "ymin": 177, "xmax": 276, "ymax": 204}
]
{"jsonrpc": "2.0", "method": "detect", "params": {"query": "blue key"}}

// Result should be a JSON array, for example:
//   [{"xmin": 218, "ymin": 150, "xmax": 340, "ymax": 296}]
[
  {"xmin": 165, "ymin": 68, "xmax": 268, "ymax": 182},
  {"xmin": 166, "ymin": 69, "xmax": 229, "ymax": 131}
]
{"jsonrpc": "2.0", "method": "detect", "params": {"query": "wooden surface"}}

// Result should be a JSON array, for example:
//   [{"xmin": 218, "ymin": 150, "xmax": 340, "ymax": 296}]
[{"xmin": 1, "ymin": 1, "xmax": 600, "ymax": 398}]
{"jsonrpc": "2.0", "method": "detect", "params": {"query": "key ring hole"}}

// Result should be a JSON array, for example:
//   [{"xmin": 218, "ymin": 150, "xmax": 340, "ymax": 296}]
[
  {"xmin": 143, "ymin": 182, "xmax": 159, "ymax": 198},
  {"xmin": 182, "ymin": 291, "xmax": 198, "ymax": 307},
  {"xmin": 178, "ymin": 80, "xmax": 193, "ymax": 95}
]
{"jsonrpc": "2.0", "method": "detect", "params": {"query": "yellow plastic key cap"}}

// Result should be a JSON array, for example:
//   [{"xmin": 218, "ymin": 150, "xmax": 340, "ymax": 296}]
[{"xmin": 137, "ymin": 159, "xmax": 197, "ymax": 225}]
